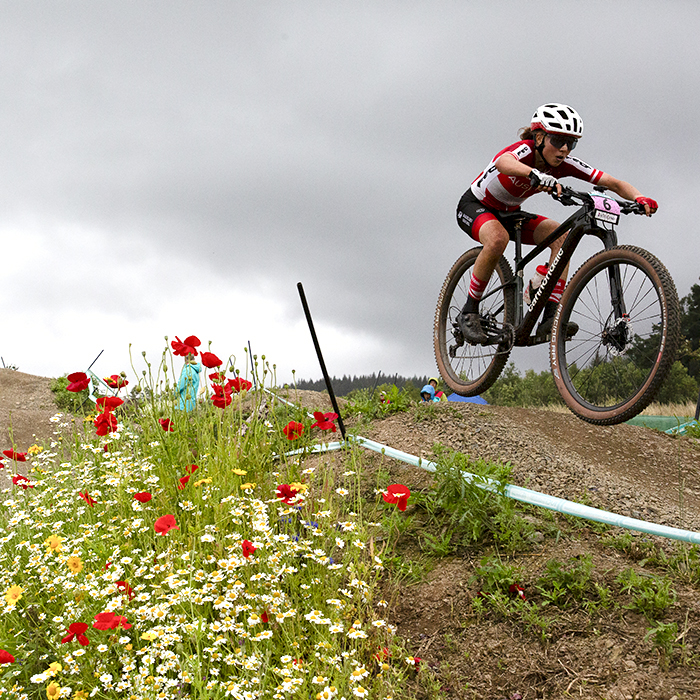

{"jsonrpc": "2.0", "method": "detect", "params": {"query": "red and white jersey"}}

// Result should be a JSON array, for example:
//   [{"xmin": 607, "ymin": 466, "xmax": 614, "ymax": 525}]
[{"xmin": 470, "ymin": 140, "xmax": 604, "ymax": 211}]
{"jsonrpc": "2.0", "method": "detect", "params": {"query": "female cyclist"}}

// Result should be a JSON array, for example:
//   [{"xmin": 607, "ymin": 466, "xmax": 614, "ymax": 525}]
[{"xmin": 455, "ymin": 103, "xmax": 658, "ymax": 344}]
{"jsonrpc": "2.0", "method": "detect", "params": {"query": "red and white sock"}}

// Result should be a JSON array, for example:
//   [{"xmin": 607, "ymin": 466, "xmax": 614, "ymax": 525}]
[
  {"xmin": 468, "ymin": 273, "xmax": 488, "ymax": 302},
  {"xmin": 548, "ymin": 278, "xmax": 566, "ymax": 304}
]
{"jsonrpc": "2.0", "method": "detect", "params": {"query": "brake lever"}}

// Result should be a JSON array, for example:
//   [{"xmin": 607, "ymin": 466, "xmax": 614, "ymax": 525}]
[{"xmin": 551, "ymin": 187, "xmax": 577, "ymax": 206}]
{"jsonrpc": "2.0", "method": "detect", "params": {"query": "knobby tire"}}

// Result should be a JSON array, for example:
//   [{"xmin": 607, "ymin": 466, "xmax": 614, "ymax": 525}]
[
  {"xmin": 434, "ymin": 247, "xmax": 515, "ymax": 396},
  {"xmin": 550, "ymin": 245, "xmax": 681, "ymax": 425}
]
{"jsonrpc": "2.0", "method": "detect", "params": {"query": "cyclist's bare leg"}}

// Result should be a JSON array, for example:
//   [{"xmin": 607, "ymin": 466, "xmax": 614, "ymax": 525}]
[
  {"xmin": 457, "ymin": 219, "xmax": 511, "ymax": 343},
  {"xmin": 471, "ymin": 219, "xmax": 511, "ymax": 283},
  {"xmin": 532, "ymin": 218, "xmax": 570, "ymax": 280}
]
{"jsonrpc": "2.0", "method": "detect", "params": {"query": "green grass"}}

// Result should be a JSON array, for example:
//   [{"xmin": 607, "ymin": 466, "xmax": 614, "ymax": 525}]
[{"xmin": 0, "ymin": 345, "xmax": 415, "ymax": 700}]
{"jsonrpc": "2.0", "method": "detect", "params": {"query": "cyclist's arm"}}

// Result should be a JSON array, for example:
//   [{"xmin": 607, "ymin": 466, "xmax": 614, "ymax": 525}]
[
  {"xmin": 495, "ymin": 152, "xmax": 532, "ymax": 178},
  {"xmin": 496, "ymin": 153, "xmax": 563, "ymax": 194},
  {"xmin": 598, "ymin": 173, "xmax": 656, "ymax": 216},
  {"xmin": 597, "ymin": 173, "xmax": 642, "ymax": 201}
]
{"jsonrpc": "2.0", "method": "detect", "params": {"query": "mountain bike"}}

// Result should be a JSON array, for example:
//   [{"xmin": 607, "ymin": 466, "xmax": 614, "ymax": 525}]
[{"xmin": 433, "ymin": 185, "xmax": 681, "ymax": 425}]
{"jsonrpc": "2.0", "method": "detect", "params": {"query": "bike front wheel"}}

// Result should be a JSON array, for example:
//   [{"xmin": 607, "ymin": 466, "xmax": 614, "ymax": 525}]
[
  {"xmin": 434, "ymin": 247, "xmax": 515, "ymax": 396},
  {"xmin": 551, "ymin": 245, "xmax": 681, "ymax": 425}
]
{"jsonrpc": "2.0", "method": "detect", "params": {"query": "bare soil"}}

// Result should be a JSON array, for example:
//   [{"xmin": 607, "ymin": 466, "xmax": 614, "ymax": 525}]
[{"xmin": 3, "ymin": 371, "xmax": 700, "ymax": 697}]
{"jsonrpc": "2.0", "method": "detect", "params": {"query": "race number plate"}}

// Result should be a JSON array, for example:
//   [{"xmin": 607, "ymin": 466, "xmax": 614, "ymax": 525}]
[{"xmin": 592, "ymin": 195, "xmax": 621, "ymax": 225}]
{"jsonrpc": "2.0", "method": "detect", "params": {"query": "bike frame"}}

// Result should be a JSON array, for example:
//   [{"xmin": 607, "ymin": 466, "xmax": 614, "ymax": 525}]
[{"xmin": 479, "ymin": 200, "xmax": 622, "ymax": 347}]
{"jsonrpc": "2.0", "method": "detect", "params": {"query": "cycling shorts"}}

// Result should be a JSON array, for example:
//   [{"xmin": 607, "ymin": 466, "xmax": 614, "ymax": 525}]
[{"xmin": 456, "ymin": 189, "xmax": 546, "ymax": 245}]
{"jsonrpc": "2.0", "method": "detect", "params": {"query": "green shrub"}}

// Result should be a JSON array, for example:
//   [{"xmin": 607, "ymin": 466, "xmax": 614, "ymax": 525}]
[
  {"xmin": 50, "ymin": 375, "xmax": 92, "ymax": 414},
  {"xmin": 345, "ymin": 383, "xmax": 414, "ymax": 421},
  {"xmin": 483, "ymin": 363, "xmax": 563, "ymax": 407}
]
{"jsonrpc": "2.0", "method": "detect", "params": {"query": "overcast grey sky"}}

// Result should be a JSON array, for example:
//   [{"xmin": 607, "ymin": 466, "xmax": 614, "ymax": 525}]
[{"xmin": 1, "ymin": 1, "xmax": 698, "ymax": 385}]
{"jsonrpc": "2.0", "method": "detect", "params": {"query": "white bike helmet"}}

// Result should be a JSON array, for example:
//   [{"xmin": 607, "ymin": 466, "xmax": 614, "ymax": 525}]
[{"xmin": 531, "ymin": 103, "xmax": 583, "ymax": 137}]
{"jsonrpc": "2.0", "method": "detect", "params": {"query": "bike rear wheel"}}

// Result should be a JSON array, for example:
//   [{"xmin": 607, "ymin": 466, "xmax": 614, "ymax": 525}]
[
  {"xmin": 551, "ymin": 245, "xmax": 681, "ymax": 425},
  {"xmin": 434, "ymin": 247, "xmax": 515, "ymax": 396}
]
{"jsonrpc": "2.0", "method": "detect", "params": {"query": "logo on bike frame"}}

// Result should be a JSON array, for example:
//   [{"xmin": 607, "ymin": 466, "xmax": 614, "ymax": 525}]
[{"xmin": 530, "ymin": 247, "xmax": 564, "ymax": 310}]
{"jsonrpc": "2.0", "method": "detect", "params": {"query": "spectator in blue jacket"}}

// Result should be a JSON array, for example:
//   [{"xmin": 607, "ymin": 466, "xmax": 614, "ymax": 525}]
[{"xmin": 177, "ymin": 354, "xmax": 202, "ymax": 411}]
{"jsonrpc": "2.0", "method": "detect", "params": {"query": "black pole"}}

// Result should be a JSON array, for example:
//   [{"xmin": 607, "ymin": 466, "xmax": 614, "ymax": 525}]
[
  {"xmin": 695, "ymin": 385, "xmax": 700, "ymax": 422},
  {"xmin": 370, "ymin": 370, "xmax": 382, "ymax": 399},
  {"xmin": 297, "ymin": 282, "xmax": 346, "ymax": 440},
  {"xmin": 248, "ymin": 340, "xmax": 256, "ymax": 387},
  {"xmin": 86, "ymin": 350, "xmax": 104, "ymax": 372}
]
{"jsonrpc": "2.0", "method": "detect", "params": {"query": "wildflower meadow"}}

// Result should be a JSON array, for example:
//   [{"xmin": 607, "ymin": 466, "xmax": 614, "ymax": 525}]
[{"xmin": 0, "ymin": 338, "xmax": 414, "ymax": 700}]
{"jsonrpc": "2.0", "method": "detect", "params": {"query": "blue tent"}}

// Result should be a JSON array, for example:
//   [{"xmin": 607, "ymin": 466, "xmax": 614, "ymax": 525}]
[{"xmin": 447, "ymin": 393, "xmax": 488, "ymax": 404}]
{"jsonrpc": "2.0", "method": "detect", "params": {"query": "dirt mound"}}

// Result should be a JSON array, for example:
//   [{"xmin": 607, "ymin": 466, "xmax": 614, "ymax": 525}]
[
  {"xmin": 363, "ymin": 401, "xmax": 700, "ymax": 532},
  {"xmin": 0, "ymin": 369, "xmax": 62, "ymax": 450}
]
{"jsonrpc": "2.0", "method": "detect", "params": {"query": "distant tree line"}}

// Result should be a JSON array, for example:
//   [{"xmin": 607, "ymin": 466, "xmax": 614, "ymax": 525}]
[{"xmin": 293, "ymin": 372, "xmax": 433, "ymax": 397}]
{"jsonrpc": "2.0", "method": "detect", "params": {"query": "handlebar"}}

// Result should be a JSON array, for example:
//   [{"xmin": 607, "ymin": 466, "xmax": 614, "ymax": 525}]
[{"xmin": 551, "ymin": 185, "xmax": 647, "ymax": 216}]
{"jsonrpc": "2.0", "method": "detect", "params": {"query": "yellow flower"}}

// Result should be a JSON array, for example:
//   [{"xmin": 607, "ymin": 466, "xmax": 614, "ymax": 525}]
[
  {"xmin": 289, "ymin": 481, "xmax": 308, "ymax": 493},
  {"xmin": 28, "ymin": 444, "xmax": 43, "ymax": 455},
  {"xmin": 44, "ymin": 535, "xmax": 64, "ymax": 553},
  {"xmin": 240, "ymin": 482, "xmax": 256, "ymax": 491},
  {"xmin": 193, "ymin": 478, "xmax": 213, "ymax": 487},
  {"xmin": 66, "ymin": 556, "xmax": 83, "ymax": 574},
  {"xmin": 4, "ymin": 585, "xmax": 22, "ymax": 606},
  {"xmin": 74, "ymin": 692, "xmax": 88, "ymax": 700},
  {"xmin": 232, "ymin": 468, "xmax": 247, "ymax": 476},
  {"xmin": 47, "ymin": 662, "xmax": 62, "ymax": 676},
  {"xmin": 83, "ymin": 415, "xmax": 95, "ymax": 423},
  {"xmin": 141, "ymin": 631, "xmax": 158, "ymax": 641},
  {"xmin": 46, "ymin": 681, "xmax": 61, "ymax": 699}
]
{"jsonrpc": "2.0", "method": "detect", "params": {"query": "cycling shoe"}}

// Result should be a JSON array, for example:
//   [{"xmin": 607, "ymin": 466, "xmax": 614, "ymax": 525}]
[
  {"xmin": 535, "ymin": 315, "xmax": 579, "ymax": 342},
  {"xmin": 456, "ymin": 312, "xmax": 488, "ymax": 345}
]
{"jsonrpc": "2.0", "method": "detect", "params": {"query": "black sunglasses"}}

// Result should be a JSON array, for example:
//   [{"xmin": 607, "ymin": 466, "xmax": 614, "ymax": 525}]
[{"xmin": 547, "ymin": 134, "xmax": 578, "ymax": 151}]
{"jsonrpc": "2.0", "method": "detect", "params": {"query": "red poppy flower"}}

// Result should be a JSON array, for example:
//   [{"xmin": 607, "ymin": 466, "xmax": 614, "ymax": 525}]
[
  {"xmin": 93, "ymin": 611, "xmax": 132, "ymax": 630},
  {"xmin": 509, "ymin": 583, "xmax": 527, "ymax": 601},
  {"xmin": 311, "ymin": 411, "xmax": 338, "ymax": 432},
  {"xmin": 154, "ymin": 514, "xmax": 179, "ymax": 535},
  {"xmin": 211, "ymin": 394, "xmax": 232, "ymax": 409},
  {"xmin": 133, "ymin": 492, "xmax": 152, "ymax": 503},
  {"xmin": 94, "ymin": 412, "xmax": 118, "ymax": 436},
  {"xmin": 104, "ymin": 374, "xmax": 129, "ymax": 389},
  {"xmin": 2, "ymin": 449, "xmax": 27, "ymax": 462},
  {"xmin": 260, "ymin": 611, "xmax": 269, "ymax": 623},
  {"xmin": 177, "ymin": 475, "xmax": 190, "ymax": 490},
  {"xmin": 116, "ymin": 580, "xmax": 135, "ymax": 600},
  {"xmin": 373, "ymin": 647, "xmax": 391, "ymax": 661},
  {"xmin": 66, "ymin": 372, "xmax": 90, "ymax": 392},
  {"xmin": 382, "ymin": 484, "xmax": 411, "ymax": 512},
  {"xmin": 0, "ymin": 649, "xmax": 14, "ymax": 664},
  {"xmin": 242, "ymin": 540, "xmax": 256, "ymax": 558},
  {"xmin": 185, "ymin": 464, "xmax": 199, "ymax": 474},
  {"xmin": 200, "ymin": 351, "xmax": 222, "ymax": 368},
  {"xmin": 171, "ymin": 335, "xmax": 201, "ymax": 357},
  {"xmin": 276, "ymin": 483, "xmax": 300, "ymax": 504},
  {"xmin": 61, "ymin": 622, "xmax": 89, "ymax": 646},
  {"xmin": 211, "ymin": 384, "xmax": 232, "ymax": 408},
  {"xmin": 282, "ymin": 421, "xmax": 304, "ymax": 441},
  {"xmin": 209, "ymin": 371, "xmax": 226, "ymax": 384},
  {"xmin": 229, "ymin": 377, "xmax": 252, "ymax": 393},
  {"xmin": 12, "ymin": 474, "xmax": 34, "ymax": 489},
  {"xmin": 79, "ymin": 491, "xmax": 96, "ymax": 506},
  {"xmin": 96, "ymin": 396, "xmax": 124, "ymax": 411}
]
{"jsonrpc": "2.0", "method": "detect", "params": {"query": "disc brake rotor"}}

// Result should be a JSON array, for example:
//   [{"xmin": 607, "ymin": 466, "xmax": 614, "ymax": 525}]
[{"xmin": 601, "ymin": 314, "xmax": 632, "ymax": 356}]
